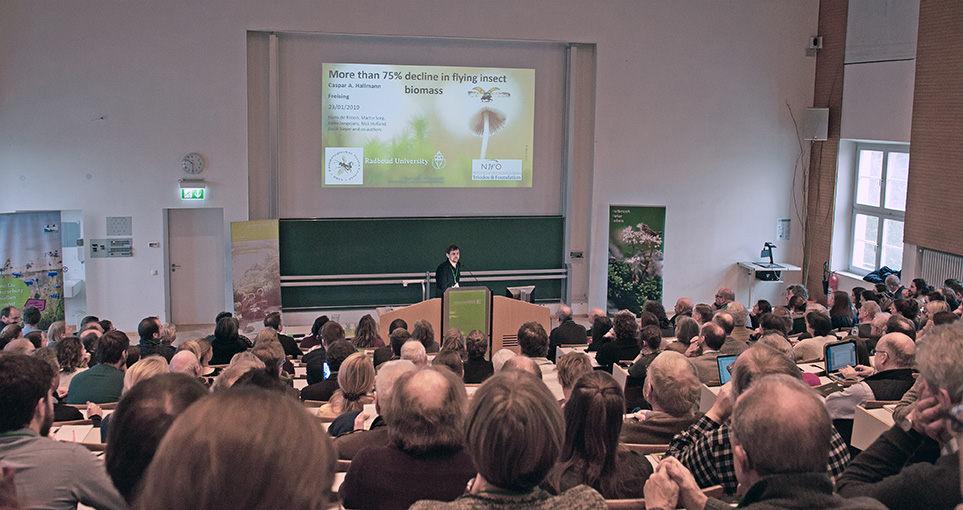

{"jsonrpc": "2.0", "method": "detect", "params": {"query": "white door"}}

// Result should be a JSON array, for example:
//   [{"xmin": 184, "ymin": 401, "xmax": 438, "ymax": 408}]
[{"xmin": 167, "ymin": 208, "xmax": 225, "ymax": 325}]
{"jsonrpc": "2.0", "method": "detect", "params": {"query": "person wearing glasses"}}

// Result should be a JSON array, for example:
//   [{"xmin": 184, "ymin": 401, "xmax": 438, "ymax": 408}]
[{"xmin": 836, "ymin": 322, "xmax": 963, "ymax": 510}]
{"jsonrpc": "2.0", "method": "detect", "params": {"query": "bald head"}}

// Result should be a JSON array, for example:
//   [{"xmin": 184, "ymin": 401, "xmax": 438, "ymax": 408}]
[
  {"xmin": 374, "ymin": 360, "xmax": 417, "ymax": 413},
  {"xmin": 731, "ymin": 374, "xmax": 831, "ymax": 479},
  {"xmin": 701, "ymin": 322, "xmax": 726, "ymax": 351},
  {"xmin": 501, "ymin": 355, "xmax": 542, "ymax": 380},
  {"xmin": 876, "ymin": 332, "xmax": 916, "ymax": 371},
  {"xmin": 3, "ymin": 339, "xmax": 35, "ymax": 355},
  {"xmin": 885, "ymin": 275, "xmax": 901, "ymax": 291},
  {"xmin": 675, "ymin": 297, "xmax": 693, "ymax": 315},
  {"xmin": 386, "ymin": 367, "xmax": 466, "ymax": 455},
  {"xmin": 588, "ymin": 308, "xmax": 606, "ymax": 322},
  {"xmin": 169, "ymin": 350, "xmax": 201, "ymax": 377}
]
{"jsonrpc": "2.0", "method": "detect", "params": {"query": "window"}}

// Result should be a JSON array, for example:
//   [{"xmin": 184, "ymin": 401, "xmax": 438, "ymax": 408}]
[{"xmin": 850, "ymin": 144, "xmax": 909, "ymax": 273}]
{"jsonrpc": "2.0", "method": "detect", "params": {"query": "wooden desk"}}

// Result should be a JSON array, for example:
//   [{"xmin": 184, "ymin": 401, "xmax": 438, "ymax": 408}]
[{"xmin": 851, "ymin": 404, "xmax": 895, "ymax": 450}]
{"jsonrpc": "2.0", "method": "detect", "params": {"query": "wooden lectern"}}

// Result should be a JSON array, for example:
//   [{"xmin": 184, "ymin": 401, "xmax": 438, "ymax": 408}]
[{"xmin": 376, "ymin": 293, "xmax": 550, "ymax": 357}]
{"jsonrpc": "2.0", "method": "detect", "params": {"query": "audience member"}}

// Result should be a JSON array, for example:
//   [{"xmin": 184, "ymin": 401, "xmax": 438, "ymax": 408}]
[
  {"xmin": 19, "ymin": 306, "xmax": 40, "ymax": 336},
  {"xmin": 722, "ymin": 302, "xmax": 752, "ymax": 343},
  {"xmin": 341, "ymin": 367, "xmax": 476, "ymax": 510},
  {"xmin": 124, "ymin": 356, "xmax": 170, "ymax": 393},
  {"xmin": 665, "ymin": 343, "xmax": 850, "ymax": 495},
  {"xmin": 886, "ymin": 314, "xmax": 917, "ymax": 340},
  {"xmin": 409, "ymin": 370, "xmax": 606, "ymax": 509},
  {"xmin": 374, "ymin": 327, "xmax": 409, "ymax": 368},
  {"xmin": 440, "ymin": 328, "xmax": 468, "ymax": 361},
  {"xmin": 262, "ymin": 311, "xmax": 301, "ymax": 359},
  {"xmin": 793, "ymin": 311, "xmax": 835, "ymax": 361},
  {"xmin": 401, "ymin": 339, "xmax": 428, "ymax": 366},
  {"xmin": 3, "ymin": 339, "xmax": 34, "ymax": 356},
  {"xmin": 671, "ymin": 298, "xmax": 693, "ymax": 327},
  {"xmin": 692, "ymin": 304, "xmax": 714, "ymax": 325},
  {"xmin": 106, "ymin": 373, "xmax": 207, "ymax": 503},
  {"xmin": 168, "ymin": 350, "xmax": 201, "ymax": 378},
  {"xmin": 517, "ymin": 321, "xmax": 563, "ymax": 399},
  {"xmin": 45, "ymin": 320, "xmax": 69, "ymax": 349},
  {"xmin": 749, "ymin": 299, "xmax": 772, "ymax": 329},
  {"xmin": 66, "ymin": 330, "xmax": 129, "ymax": 404},
  {"xmin": 23, "ymin": 330, "xmax": 43, "ymax": 349},
  {"xmin": 546, "ymin": 371, "xmax": 651, "ymax": 499},
  {"xmin": 627, "ymin": 324, "xmax": 663, "ymax": 381},
  {"xmin": 667, "ymin": 316, "xmax": 700, "ymax": 354},
  {"xmin": 0, "ymin": 325, "xmax": 22, "ymax": 350},
  {"xmin": 317, "ymin": 352, "xmax": 374, "ymax": 421},
  {"xmin": 644, "ymin": 300, "xmax": 674, "ymax": 336},
  {"xmin": 159, "ymin": 322, "xmax": 177, "ymax": 348},
  {"xmin": 491, "ymin": 348, "xmax": 517, "ymax": 372},
  {"xmin": 501, "ymin": 355, "xmax": 542, "ymax": 379},
  {"xmin": 332, "ymin": 360, "xmax": 416, "ymax": 459},
  {"xmin": 595, "ymin": 310, "xmax": 640, "ymax": 372},
  {"xmin": 137, "ymin": 316, "xmax": 173, "ymax": 361},
  {"xmin": 586, "ymin": 315, "xmax": 613, "ymax": 352},
  {"xmin": 645, "ymin": 375, "xmax": 886, "ymax": 510},
  {"xmin": 884, "ymin": 275, "xmax": 905, "ymax": 299},
  {"xmin": 352, "ymin": 314, "xmax": 385, "ymax": 349},
  {"xmin": 137, "ymin": 387, "xmax": 336, "ymax": 510},
  {"xmin": 830, "ymin": 290, "xmax": 857, "ymax": 330},
  {"xmin": 411, "ymin": 319, "xmax": 439, "ymax": 353},
  {"xmin": 556, "ymin": 352, "xmax": 593, "ymax": 404},
  {"xmin": 299, "ymin": 315, "xmax": 329, "ymax": 349},
  {"xmin": 432, "ymin": 349, "xmax": 464, "ymax": 378},
  {"xmin": 209, "ymin": 316, "xmax": 248, "ymax": 365},
  {"xmin": 713, "ymin": 311, "xmax": 749, "ymax": 355},
  {"xmin": 713, "ymin": 288, "xmax": 734, "ymax": 311},
  {"xmin": 0, "ymin": 306, "xmax": 21, "ymax": 327},
  {"xmin": 688, "ymin": 322, "xmax": 726, "ymax": 386},
  {"xmin": 300, "ymin": 339, "xmax": 356, "ymax": 402},
  {"xmin": 462, "ymin": 329, "xmax": 493, "ymax": 384},
  {"xmin": 210, "ymin": 358, "xmax": 265, "ymax": 392},
  {"xmin": 0, "ymin": 355, "xmax": 126, "ymax": 510},
  {"xmin": 622, "ymin": 351, "xmax": 703, "ymax": 444}
]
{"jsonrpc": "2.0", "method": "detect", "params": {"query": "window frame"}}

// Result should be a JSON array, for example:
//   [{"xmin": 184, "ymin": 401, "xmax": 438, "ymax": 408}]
[{"xmin": 849, "ymin": 143, "xmax": 909, "ymax": 275}]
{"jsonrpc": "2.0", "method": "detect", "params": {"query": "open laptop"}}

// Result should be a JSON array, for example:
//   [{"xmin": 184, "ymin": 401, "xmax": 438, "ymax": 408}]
[
  {"xmin": 824, "ymin": 339, "xmax": 858, "ymax": 384},
  {"xmin": 717, "ymin": 354, "xmax": 739, "ymax": 386}
]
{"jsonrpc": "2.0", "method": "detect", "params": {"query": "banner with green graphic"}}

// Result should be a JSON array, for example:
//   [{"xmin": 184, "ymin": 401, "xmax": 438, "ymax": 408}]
[
  {"xmin": 607, "ymin": 206, "xmax": 666, "ymax": 315},
  {"xmin": 322, "ymin": 63, "xmax": 534, "ymax": 187},
  {"xmin": 231, "ymin": 220, "xmax": 281, "ymax": 337},
  {"xmin": 0, "ymin": 212, "xmax": 65, "ymax": 329}
]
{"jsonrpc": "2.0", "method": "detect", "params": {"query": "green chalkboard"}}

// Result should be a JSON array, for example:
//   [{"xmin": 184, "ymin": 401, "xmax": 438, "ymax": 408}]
[{"xmin": 279, "ymin": 216, "xmax": 564, "ymax": 309}]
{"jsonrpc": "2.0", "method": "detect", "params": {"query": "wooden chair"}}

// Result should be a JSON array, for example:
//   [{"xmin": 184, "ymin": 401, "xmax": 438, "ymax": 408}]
[
  {"xmin": 621, "ymin": 443, "xmax": 670, "ymax": 455},
  {"xmin": 864, "ymin": 400, "xmax": 899, "ymax": 409},
  {"xmin": 336, "ymin": 459, "xmax": 351, "ymax": 472},
  {"xmin": 52, "ymin": 419, "xmax": 95, "ymax": 427},
  {"xmin": 65, "ymin": 402, "xmax": 117, "ymax": 410}
]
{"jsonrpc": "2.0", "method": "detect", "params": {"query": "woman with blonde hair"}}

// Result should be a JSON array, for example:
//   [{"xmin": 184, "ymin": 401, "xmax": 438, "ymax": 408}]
[
  {"xmin": 317, "ymin": 352, "xmax": 374, "ymax": 420},
  {"xmin": 135, "ymin": 387, "xmax": 337, "ymax": 510},
  {"xmin": 124, "ymin": 356, "xmax": 170, "ymax": 393}
]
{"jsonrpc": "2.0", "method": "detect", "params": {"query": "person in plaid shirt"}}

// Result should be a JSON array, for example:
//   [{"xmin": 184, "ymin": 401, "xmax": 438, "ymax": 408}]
[{"xmin": 664, "ymin": 343, "xmax": 851, "ymax": 495}]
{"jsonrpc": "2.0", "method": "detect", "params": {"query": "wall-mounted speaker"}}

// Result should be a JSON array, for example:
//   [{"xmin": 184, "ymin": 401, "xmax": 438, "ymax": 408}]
[{"xmin": 803, "ymin": 107, "xmax": 829, "ymax": 141}]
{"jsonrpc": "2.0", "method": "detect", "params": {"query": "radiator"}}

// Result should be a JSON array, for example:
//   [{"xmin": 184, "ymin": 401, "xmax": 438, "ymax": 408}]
[{"xmin": 920, "ymin": 248, "xmax": 963, "ymax": 286}]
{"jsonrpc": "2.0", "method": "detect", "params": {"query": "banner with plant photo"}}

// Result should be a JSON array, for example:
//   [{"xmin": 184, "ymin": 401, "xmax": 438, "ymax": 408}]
[{"xmin": 607, "ymin": 206, "xmax": 665, "ymax": 315}]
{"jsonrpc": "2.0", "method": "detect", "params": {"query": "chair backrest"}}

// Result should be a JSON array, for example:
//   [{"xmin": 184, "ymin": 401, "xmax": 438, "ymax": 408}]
[
  {"xmin": 302, "ymin": 400, "xmax": 327, "ymax": 407},
  {"xmin": 336, "ymin": 459, "xmax": 351, "ymax": 472},
  {"xmin": 864, "ymin": 400, "xmax": 899, "ymax": 409},
  {"xmin": 621, "ymin": 443, "xmax": 670, "ymax": 455}
]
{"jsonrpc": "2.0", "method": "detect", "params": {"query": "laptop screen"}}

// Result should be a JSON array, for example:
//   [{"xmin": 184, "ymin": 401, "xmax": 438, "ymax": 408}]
[
  {"xmin": 825, "ymin": 341, "xmax": 857, "ymax": 373},
  {"xmin": 717, "ymin": 355, "xmax": 739, "ymax": 385}
]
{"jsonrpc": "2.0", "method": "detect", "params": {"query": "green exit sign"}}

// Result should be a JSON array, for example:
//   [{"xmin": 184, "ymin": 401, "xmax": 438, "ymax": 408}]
[{"xmin": 181, "ymin": 188, "xmax": 205, "ymax": 200}]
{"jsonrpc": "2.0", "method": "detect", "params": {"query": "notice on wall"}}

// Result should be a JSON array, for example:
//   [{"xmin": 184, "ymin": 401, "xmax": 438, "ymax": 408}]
[{"xmin": 322, "ymin": 63, "xmax": 534, "ymax": 188}]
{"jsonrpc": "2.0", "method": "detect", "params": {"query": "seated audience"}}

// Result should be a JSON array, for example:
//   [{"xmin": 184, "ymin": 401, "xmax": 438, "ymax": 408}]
[
  {"xmin": 545, "ymin": 372, "xmax": 652, "ymax": 499},
  {"xmin": 830, "ymin": 290, "xmax": 857, "ymax": 330},
  {"xmin": 409, "ymin": 370, "xmax": 607, "ymax": 510},
  {"xmin": 670, "ymin": 297, "xmax": 693, "ymax": 327},
  {"xmin": 400, "ymin": 339, "xmax": 428, "ymax": 366},
  {"xmin": 332, "ymin": 360, "xmax": 416, "ymax": 459},
  {"xmin": 627, "ymin": 324, "xmax": 663, "ymax": 380},
  {"xmin": 713, "ymin": 311, "xmax": 749, "ymax": 355},
  {"xmin": 45, "ymin": 320, "xmax": 70, "ymax": 349},
  {"xmin": 352, "ymin": 314, "xmax": 385, "ymax": 349},
  {"xmin": 667, "ymin": 316, "xmax": 700, "ymax": 354},
  {"xmin": 432, "ymin": 349, "xmax": 464, "ymax": 378},
  {"xmin": 595, "ymin": 310, "xmax": 641, "ymax": 372},
  {"xmin": 105, "ymin": 373, "xmax": 207, "ymax": 503},
  {"xmin": 262, "ymin": 311, "xmax": 301, "ymax": 359},
  {"xmin": 298, "ymin": 315, "xmax": 329, "ymax": 349},
  {"xmin": 374, "ymin": 327, "xmax": 409, "ymax": 368},
  {"xmin": 137, "ymin": 316, "xmax": 174, "ymax": 362},
  {"xmin": 341, "ymin": 367, "xmax": 476, "ymax": 510},
  {"xmin": 137, "ymin": 386, "xmax": 336, "ymax": 510},
  {"xmin": 749, "ymin": 299, "xmax": 772, "ymax": 329},
  {"xmin": 210, "ymin": 358, "xmax": 265, "ymax": 392},
  {"xmin": 586, "ymin": 315, "xmax": 613, "ymax": 352},
  {"xmin": 462, "ymin": 329, "xmax": 494, "ymax": 384},
  {"xmin": 836, "ymin": 322, "xmax": 963, "ymax": 509},
  {"xmin": 622, "ymin": 351, "xmax": 703, "ymax": 444},
  {"xmin": 209, "ymin": 316, "xmax": 248, "ymax": 365},
  {"xmin": 317, "ymin": 352, "xmax": 375, "ymax": 421},
  {"xmin": 25, "ymin": 330, "xmax": 43, "ymax": 349},
  {"xmin": 125, "ymin": 356, "xmax": 170, "ymax": 393},
  {"xmin": 300, "ymin": 339, "xmax": 356, "ymax": 402},
  {"xmin": 891, "ymin": 298, "xmax": 920, "ymax": 328},
  {"xmin": 713, "ymin": 287, "xmax": 734, "ymax": 311},
  {"xmin": 491, "ymin": 348, "xmax": 517, "ymax": 372},
  {"xmin": 688, "ymin": 322, "xmax": 726, "ymax": 386},
  {"xmin": 828, "ymin": 332, "xmax": 916, "ymax": 421},
  {"xmin": 31, "ymin": 347, "xmax": 84, "ymax": 422},
  {"xmin": 643, "ymin": 300, "xmax": 674, "ymax": 337},
  {"xmin": 721, "ymin": 301, "xmax": 752, "ymax": 344},
  {"xmin": 789, "ymin": 295, "xmax": 809, "ymax": 334},
  {"xmin": 886, "ymin": 314, "xmax": 917, "ymax": 340},
  {"xmin": 517, "ymin": 321, "xmax": 563, "ymax": 400},
  {"xmin": 556, "ymin": 352, "xmax": 593, "ymax": 404},
  {"xmin": 168, "ymin": 350, "xmax": 201, "ymax": 378},
  {"xmin": 549, "ymin": 305, "xmax": 588, "ymax": 362},
  {"xmin": 0, "ymin": 355, "xmax": 126, "ymax": 510},
  {"xmin": 440, "ymin": 328, "xmax": 468, "ymax": 361},
  {"xmin": 644, "ymin": 375, "xmax": 886, "ymax": 510},
  {"xmin": 411, "ymin": 319, "xmax": 439, "ymax": 353},
  {"xmin": 692, "ymin": 303, "xmax": 714, "ymax": 325},
  {"xmin": 858, "ymin": 300, "xmax": 881, "ymax": 338},
  {"xmin": 303, "ymin": 321, "xmax": 346, "ymax": 382},
  {"xmin": 665, "ymin": 343, "xmax": 850, "ymax": 495},
  {"xmin": 67, "ymin": 330, "xmax": 129, "ymax": 404},
  {"xmin": 793, "ymin": 311, "xmax": 835, "ymax": 361},
  {"xmin": 3, "ymin": 339, "xmax": 34, "ymax": 355},
  {"xmin": 501, "ymin": 355, "xmax": 542, "ymax": 379}
]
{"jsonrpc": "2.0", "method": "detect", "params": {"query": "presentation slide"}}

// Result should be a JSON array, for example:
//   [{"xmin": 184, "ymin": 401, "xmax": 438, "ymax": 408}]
[{"xmin": 322, "ymin": 63, "xmax": 534, "ymax": 188}]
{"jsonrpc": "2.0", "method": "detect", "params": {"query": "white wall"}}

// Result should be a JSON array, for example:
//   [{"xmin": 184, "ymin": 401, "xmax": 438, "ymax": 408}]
[{"xmin": 0, "ymin": 0, "xmax": 818, "ymax": 327}]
